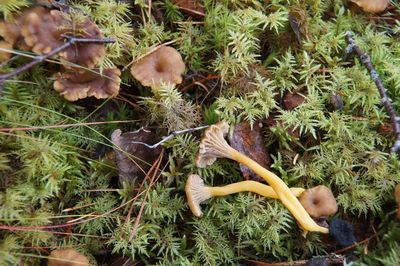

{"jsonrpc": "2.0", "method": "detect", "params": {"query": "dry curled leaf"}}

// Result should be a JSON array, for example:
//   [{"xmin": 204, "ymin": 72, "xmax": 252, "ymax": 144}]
[
  {"xmin": 229, "ymin": 121, "xmax": 270, "ymax": 181},
  {"xmin": 111, "ymin": 128, "xmax": 162, "ymax": 184}
]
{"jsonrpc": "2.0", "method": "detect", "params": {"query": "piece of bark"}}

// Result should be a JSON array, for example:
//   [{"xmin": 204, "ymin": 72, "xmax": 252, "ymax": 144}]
[
  {"xmin": 111, "ymin": 128, "xmax": 162, "ymax": 184},
  {"xmin": 229, "ymin": 121, "xmax": 270, "ymax": 181}
]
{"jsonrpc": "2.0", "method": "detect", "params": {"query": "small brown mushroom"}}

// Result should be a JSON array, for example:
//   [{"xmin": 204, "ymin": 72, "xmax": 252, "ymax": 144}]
[
  {"xmin": 0, "ymin": 21, "xmax": 22, "ymax": 46},
  {"xmin": 47, "ymin": 248, "xmax": 89, "ymax": 266},
  {"xmin": 0, "ymin": 7, "xmax": 46, "ymax": 50},
  {"xmin": 298, "ymin": 185, "xmax": 338, "ymax": 218},
  {"xmin": 351, "ymin": 0, "xmax": 390, "ymax": 13},
  {"xmin": 20, "ymin": 9, "xmax": 105, "ymax": 68},
  {"xmin": 130, "ymin": 46, "xmax": 185, "ymax": 89},
  {"xmin": 53, "ymin": 68, "xmax": 121, "ymax": 101},
  {"xmin": 58, "ymin": 18, "xmax": 106, "ymax": 69},
  {"xmin": 0, "ymin": 41, "xmax": 13, "ymax": 61}
]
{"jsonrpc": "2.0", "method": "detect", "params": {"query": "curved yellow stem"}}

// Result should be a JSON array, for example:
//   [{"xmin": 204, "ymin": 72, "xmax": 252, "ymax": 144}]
[
  {"xmin": 230, "ymin": 149, "xmax": 329, "ymax": 234},
  {"xmin": 208, "ymin": 181, "xmax": 305, "ymax": 199}
]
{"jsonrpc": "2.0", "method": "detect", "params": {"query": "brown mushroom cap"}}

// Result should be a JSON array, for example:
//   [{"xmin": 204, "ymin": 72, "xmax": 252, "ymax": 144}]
[
  {"xmin": 351, "ymin": 0, "xmax": 390, "ymax": 13},
  {"xmin": 53, "ymin": 68, "xmax": 121, "ymax": 101},
  {"xmin": 20, "ymin": 9, "xmax": 105, "ymax": 68},
  {"xmin": 0, "ymin": 21, "xmax": 22, "ymax": 45},
  {"xmin": 195, "ymin": 121, "xmax": 234, "ymax": 168},
  {"xmin": 298, "ymin": 185, "xmax": 338, "ymax": 218},
  {"xmin": 130, "ymin": 46, "xmax": 185, "ymax": 89},
  {"xmin": 47, "ymin": 248, "xmax": 89, "ymax": 266},
  {"xmin": 0, "ymin": 7, "xmax": 46, "ymax": 50},
  {"xmin": 0, "ymin": 41, "xmax": 13, "ymax": 61},
  {"xmin": 58, "ymin": 18, "xmax": 106, "ymax": 69}
]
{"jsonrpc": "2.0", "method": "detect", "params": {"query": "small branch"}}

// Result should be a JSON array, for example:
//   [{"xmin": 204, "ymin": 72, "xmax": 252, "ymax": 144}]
[
  {"xmin": 130, "ymin": 125, "xmax": 209, "ymax": 148},
  {"xmin": 345, "ymin": 31, "xmax": 400, "ymax": 154},
  {"xmin": 0, "ymin": 35, "xmax": 115, "ymax": 95}
]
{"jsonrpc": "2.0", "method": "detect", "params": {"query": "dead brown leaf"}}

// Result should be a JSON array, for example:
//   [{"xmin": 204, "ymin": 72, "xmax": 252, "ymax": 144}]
[
  {"xmin": 111, "ymin": 128, "xmax": 162, "ymax": 184},
  {"xmin": 229, "ymin": 121, "xmax": 270, "ymax": 181}
]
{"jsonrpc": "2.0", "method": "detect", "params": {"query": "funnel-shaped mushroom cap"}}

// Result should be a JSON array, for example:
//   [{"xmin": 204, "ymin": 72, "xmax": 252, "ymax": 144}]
[
  {"xmin": 351, "ymin": 0, "xmax": 389, "ymax": 13},
  {"xmin": 47, "ymin": 248, "xmax": 89, "ymax": 266},
  {"xmin": 21, "ymin": 9, "xmax": 105, "ymax": 68},
  {"xmin": 299, "ymin": 185, "xmax": 338, "ymax": 218},
  {"xmin": 54, "ymin": 68, "xmax": 121, "ymax": 101},
  {"xmin": 130, "ymin": 46, "xmax": 185, "ymax": 89},
  {"xmin": 185, "ymin": 174, "xmax": 212, "ymax": 217},
  {"xmin": 195, "ymin": 121, "xmax": 234, "ymax": 168}
]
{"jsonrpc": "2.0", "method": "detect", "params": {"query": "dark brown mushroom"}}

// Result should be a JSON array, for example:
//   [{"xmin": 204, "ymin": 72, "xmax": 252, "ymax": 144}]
[{"xmin": 53, "ymin": 68, "xmax": 121, "ymax": 101}]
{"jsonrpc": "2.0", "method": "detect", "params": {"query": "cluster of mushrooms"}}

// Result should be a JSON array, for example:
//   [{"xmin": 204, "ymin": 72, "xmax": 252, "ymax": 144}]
[
  {"xmin": 186, "ymin": 121, "xmax": 339, "ymax": 235},
  {"xmin": 0, "ymin": 7, "xmax": 121, "ymax": 101},
  {"xmin": 1, "ymin": 7, "xmax": 186, "ymax": 101}
]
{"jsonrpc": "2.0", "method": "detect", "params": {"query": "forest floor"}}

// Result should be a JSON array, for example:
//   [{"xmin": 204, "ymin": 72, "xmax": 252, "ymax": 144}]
[{"xmin": 1, "ymin": 0, "xmax": 400, "ymax": 265}]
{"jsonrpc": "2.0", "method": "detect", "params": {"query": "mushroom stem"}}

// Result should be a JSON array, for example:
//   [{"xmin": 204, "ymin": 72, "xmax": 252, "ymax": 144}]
[
  {"xmin": 229, "ymin": 149, "xmax": 329, "ymax": 233},
  {"xmin": 208, "ymin": 181, "xmax": 305, "ymax": 198}
]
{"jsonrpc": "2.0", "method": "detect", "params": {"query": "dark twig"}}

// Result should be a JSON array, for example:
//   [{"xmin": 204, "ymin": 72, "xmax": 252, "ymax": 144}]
[
  {"xmin": 131, "ymin": 125, "xmax": 209, "ymax": 148},
  {"xmin": 345, "ymin": 31, "xmax": 400, "ymax": 154},
  {"xmin": 0, "ymin": 35, "xmax": 115, "ymax": 95}
]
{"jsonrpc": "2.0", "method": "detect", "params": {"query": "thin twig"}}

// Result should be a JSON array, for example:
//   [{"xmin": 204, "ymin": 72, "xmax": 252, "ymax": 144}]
[
  {"xmin": 0, "ymin": 35, "xmax": 115, "ymax": 95},
  {"xmin": 345, "ymin": 31, "xmax": 400, "ymax": 154},
  {"xmin": 0, "ymin": 120, "xmax": 137, "ymax": 132},
  {"xmin": 244, "ymin": 255, "xmax": 345, "ymax": 266},
  {"xmin": 334, "ymin": 232, "xmax": 378, "ymax": 254},
  {"xmin": 130, "ymin": 125, "xmax": 209, "ymax": 148}
]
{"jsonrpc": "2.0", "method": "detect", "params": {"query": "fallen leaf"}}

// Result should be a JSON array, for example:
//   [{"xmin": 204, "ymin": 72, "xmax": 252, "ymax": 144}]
[
  {"xmin": 229, "ymin": 121, "xmax": 270, "ymax": 181},
  {"xmin": 111, "ymin": 128, "xmax": 162, "ymax": 184},
  {"xmin": 283, "ymin": 92, "xmax": 305, "ymax": 110}
]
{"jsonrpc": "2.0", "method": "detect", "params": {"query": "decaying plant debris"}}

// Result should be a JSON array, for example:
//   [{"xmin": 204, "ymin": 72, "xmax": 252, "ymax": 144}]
[{"xmin": 1, "ymin": 0, "xmax": 400, "ymax": 265}]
